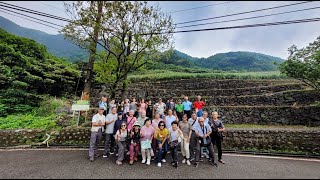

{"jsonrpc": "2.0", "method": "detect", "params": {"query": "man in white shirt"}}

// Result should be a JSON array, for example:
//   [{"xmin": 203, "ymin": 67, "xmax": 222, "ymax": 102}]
[
  {"xmin": 164, "ymin": 109, "xmax": 177, "ymax": 130},
  {"xmin": 103, "ymin": 107, "xmax": 118, "ymax": 157},
  {"xmin": 89, "ymin": 107, "xmax": 106, "ymax": 162}
]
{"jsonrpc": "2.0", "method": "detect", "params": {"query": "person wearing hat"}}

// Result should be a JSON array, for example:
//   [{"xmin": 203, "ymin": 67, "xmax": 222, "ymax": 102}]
[
  {"xmin": 128, "ymin": 121, "xmax": 141, "ymax": 165},
  {"xmin": 89, "ymin": 107, "xmax": 106, "ymax": 162}
]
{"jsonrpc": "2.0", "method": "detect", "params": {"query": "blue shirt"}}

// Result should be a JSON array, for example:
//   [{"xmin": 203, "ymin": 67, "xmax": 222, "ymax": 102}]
[
  {"xmin": 165, "ymin": 115, "xmax": 176, "ymax": 129},
  {"xmin": 182, "ymin": 101, "xmax": 192, "ymax": 111},
  {"xmin": 194, "ymin": 123, "xmax": 212, "ymax": 138},
  {"xmin": 99, "ymin": 101, "xmax": 107, "ymax": 110}
]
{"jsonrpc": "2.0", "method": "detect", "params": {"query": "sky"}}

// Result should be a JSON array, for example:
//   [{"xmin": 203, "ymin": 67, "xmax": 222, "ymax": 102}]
[{"xmin": 0, "ymin": 1, "xmax": 320, "ymax": 59}]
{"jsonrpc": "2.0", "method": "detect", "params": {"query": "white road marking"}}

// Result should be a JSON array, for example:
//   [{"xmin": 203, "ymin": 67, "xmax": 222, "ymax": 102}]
[{"xmin": 224, "ymin": 153, "xmax": 320, "ymax": 162}]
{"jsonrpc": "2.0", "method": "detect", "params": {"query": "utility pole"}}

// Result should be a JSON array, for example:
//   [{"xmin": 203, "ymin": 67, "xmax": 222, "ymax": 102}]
[{"xmin": 82, "ymin": 1, "xmax": 103, "ymax": 100}]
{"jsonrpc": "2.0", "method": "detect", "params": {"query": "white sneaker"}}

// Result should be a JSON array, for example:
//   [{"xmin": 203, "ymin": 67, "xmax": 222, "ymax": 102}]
[
  {"xmin": 146, "ymin": 159, "xmax": 150, "ymax": 165},
  {"xmin": 162, "ymin": 159, "xmax": 166, "ymax": 163},
  {"xmin": 186, "ymin": 160, "xmax": 191, "ymax": 166},
  {"xmin": 157, "ymin": 163, "xmax": 161, "ymax": 167},
  {"xmin": 142, "ymin": 159, "xmax": 146, "ymax": 164},
  {"xmin": 182, "ymin": 159, "xmax": 186, "ymax": 164}
]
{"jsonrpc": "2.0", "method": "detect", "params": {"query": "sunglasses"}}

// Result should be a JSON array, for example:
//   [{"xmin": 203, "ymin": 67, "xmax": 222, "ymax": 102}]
[
  {"xmin": 121, "ymin": 125, "xmax": 126, "ymax": 127},
  {"xmin": 159, "ymin": 124, "xmax": 164, "ymax": 126}
]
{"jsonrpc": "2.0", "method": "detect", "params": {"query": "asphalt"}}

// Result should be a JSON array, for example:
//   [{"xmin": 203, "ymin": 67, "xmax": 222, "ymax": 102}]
[{"xmin": 0, "ymin": 149, "xmax": 319, "ymax": 179}]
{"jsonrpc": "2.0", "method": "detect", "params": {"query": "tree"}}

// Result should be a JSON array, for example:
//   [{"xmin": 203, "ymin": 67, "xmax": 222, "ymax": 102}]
[
  {"xmin": 279, "ymin": 36, "xmax": 320, "ymax": 91},
  {"xmin": 62, "ymin": 1, "xmax": 104, "ymax": 100},
  {"xmin": 0, "ymin": 28, "xmax": 80, "ymax": 116},
  {"xmin": 61, "ymin": 1, "xmax": 174, "ymax": 100}
]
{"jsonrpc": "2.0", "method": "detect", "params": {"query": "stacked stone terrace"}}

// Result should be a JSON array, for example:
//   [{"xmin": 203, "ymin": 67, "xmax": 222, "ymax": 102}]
[{"xmin": 113, "ymin": 78, "xmax": 320, "ymax": 126}]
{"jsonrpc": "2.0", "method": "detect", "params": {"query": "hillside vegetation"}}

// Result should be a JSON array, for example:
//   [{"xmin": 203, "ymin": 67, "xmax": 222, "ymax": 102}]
[
  {"xmin": 0, "ymin": 28, "xmax": 80, "ymax": 116},
  {"xmin": 0, "ymin": 16, "xmax": 284, "ymax": 71}
]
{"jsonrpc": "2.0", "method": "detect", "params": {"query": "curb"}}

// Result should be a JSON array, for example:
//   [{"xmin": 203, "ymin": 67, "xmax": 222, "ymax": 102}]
[{"xmin": 1, "ymin": 145, "xmax": 319, "ymax": 159}]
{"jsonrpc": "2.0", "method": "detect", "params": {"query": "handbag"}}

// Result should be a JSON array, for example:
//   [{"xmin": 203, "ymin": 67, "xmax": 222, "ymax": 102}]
[{"xmin": 199, "ymin": 126, "xmax": 212, "ymax": 147}]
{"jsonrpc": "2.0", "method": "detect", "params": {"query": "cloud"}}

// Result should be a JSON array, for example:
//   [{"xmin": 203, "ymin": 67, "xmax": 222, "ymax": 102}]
[{"xmin": 1, "ymin": 1, "xmax": 319, "ymax": 59}]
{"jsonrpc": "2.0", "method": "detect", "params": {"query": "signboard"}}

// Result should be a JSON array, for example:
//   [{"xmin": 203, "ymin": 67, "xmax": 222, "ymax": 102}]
[
  {"xmin": 72, "ymin": 100, "xmax": 90, "ymax": 126},
  {"xmin": 71, "ymin": 104, "xmax": 90, "ymax": 111}
]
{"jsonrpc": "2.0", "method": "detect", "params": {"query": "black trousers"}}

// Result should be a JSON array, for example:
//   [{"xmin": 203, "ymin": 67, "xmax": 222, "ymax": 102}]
[
  {"xmin": 212, "ymin": 138, "xmax": 223, "ymax": 160},
  {"xmin": 176, "ymin": 112, "xmax": 183, "ymax": 121},
  {"xmin": 184, "ymin": 110, "xmax": 191, "ymax": 119}
]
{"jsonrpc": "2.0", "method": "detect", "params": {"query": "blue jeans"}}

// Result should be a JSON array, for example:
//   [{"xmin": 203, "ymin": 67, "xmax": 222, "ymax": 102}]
[
  {"xmin": 197, "ymin": 109, "xmax": 203, "ymax": 117},
  {"xmin": 157, "ymin": 140, "xmax": 168, "ymax": 163}
]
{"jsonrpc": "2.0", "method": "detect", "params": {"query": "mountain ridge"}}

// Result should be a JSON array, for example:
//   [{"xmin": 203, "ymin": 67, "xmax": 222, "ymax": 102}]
[{"xmin": 0, "ymin": 16, "xmax": 284, "ymax": 71}]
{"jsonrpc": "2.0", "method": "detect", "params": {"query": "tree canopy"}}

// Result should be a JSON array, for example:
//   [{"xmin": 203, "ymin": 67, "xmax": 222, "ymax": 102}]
[
  {"xmin": 279, "ymin": 36, "xmax": 320, "ymax": 91},
  {"xmin": 0, "ymin": 28, "xmax": 80, "ymax": 116}
]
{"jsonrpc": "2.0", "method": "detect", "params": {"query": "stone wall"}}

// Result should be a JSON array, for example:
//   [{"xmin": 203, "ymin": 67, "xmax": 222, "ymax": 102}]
[
  {"xmin": 223, "ymin": 128, "xmax": 320, "ymax": 153},
  {"xmin": 205, "ymin": 106, "xmax": 320, "ymax": 126},
  {"xmin": 1, "ymin": 128, "xmax": 319, "ymax": 154}
]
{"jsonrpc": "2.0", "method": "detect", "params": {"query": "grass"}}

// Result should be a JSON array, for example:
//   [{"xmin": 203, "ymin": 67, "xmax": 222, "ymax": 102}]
[
  {"xmin": 0, "ymin": 98, "xmax": 67, "ymax": 131},
  {"xmin": 128, "ymin": 70, "xmax": 287, "ymax": 82}
]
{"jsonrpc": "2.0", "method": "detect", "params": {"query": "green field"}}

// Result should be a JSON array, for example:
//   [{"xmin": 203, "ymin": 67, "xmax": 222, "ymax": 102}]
[{"xmin": 128, "ymin": 70, "xmax": 287, "ymax": 82}]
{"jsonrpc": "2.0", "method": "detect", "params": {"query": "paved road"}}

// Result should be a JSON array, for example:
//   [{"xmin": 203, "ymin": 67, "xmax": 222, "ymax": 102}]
[{"xmin": 0, "ymin": 149, "xmax": 319, "ymax": 179}]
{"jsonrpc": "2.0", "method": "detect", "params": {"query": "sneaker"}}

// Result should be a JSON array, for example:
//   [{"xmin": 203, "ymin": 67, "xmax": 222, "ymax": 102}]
[
  {"xmin": 162, "ymin": 159, "xmax": 166, "ymax": 163},
  {"xmin": 218, "ymin": 159, "xmax": 225, "ymax": 164},
  {"xmin": 189, "ymin": 158, "xmax": 195, "ymax": 162},
  {"xmin": 110, "ymin": 152, "xmax": 114, "ymax": 155},
  {"xmin": 142, "ymin": 159, "xmax": 146, "ymax": 164},
  {"xmin": 116, "ymin": 160, "xmax": 122, "ymax": 165},
  {"xmin": 208, "ymin": 159, "xmax": 212, "ymax": 162},
  {"xmin": 116, "ymin": 154, "xmax": 118, "ymax": 157},
  {"xmin": 186, "ymin": 160, "xmax": 191, "ymax": 165},
  {"xmin": 146, "ymin": 159, "xmax": 150, "ymax": 165},
  {"xmin": 205, "ymin": 153, "xmax": 210, "ymax": 159},
  {"xmin": 193, "ymin": 162, "xmax": 198, "ymax": 167},
  {"xmin": 129, "ymin": 160, "xmax": 134, "ymax": 165},
  {"xmin": 211, "ymin": 162, "xmax": 218, "ymax": 167},
  {"xmin": 151, "ymin": 156, "xmax": 156, "ymax": 161},
  {"xmin": 89, "ymin": 157, "xmax": 94, "ymax": 162},
  {"xmin": 157, "ymin": 163, "xmax": 161, "ymax": 167},
  {"xmin": 102, "ymin": 154, "xmax": 108, "ymax": 158},
  {"xmin": 182, "ymin": 159, "xmax": 186, "ymax": 164}
]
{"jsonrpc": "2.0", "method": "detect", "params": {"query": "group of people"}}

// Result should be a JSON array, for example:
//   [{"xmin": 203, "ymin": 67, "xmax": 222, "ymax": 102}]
[{"xmin": 89, "ymin": 95, "xmax": 225, "ymax": 168}]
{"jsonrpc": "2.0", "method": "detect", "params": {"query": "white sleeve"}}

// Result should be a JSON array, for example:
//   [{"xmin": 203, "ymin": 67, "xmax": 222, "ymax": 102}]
[{"xmin": 92, "ymin": 115, "xmax": 97, "ymax": 123}]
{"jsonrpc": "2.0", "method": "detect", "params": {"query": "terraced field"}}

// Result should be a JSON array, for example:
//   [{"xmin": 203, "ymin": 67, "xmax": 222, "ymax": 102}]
[{"xmin": 92, "ymin": 78, "xmax": 320, "ymax": 126}]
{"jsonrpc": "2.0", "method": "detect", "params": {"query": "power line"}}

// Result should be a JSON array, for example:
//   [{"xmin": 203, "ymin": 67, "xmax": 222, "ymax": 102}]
[
  {"xmin": 140, "ymin": 17, "xmax": 320, "ymax": 35},
  {"xmin": 175, "ymin": 1, "xmax": 313, "ymax": 25},
  {"xmin": 0, "ymin": 9, "xmax": 60, "ymax": 30},
  {"xmin": 0, "ymin": 2, "xmax": 71, "ymax": 22},
  {"xmin": 37, "ymin": 1, "xmax": 65, "ymax": 12},
  {"xmin": 170, "ymin": 1, "xmax": 236, "ymax": 14},
  {"xmin": 176, "ymin": 6, "xmax": 320, "ymax": 29},
  {"xmin": 0, "ymin": 7, "xmax": 64, "ymax": 27}
]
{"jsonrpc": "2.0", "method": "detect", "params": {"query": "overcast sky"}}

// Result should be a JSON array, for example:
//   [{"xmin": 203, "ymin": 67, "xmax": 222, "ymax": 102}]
[{"xmin": 1, "ymin": 1, "xmax": 320, "ymax": 59}]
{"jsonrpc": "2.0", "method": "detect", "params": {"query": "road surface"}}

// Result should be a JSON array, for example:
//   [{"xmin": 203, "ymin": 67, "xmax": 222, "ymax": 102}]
[{"xmin": 0, "ymin": 148, "xmax": 319, "ymax": 179}]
